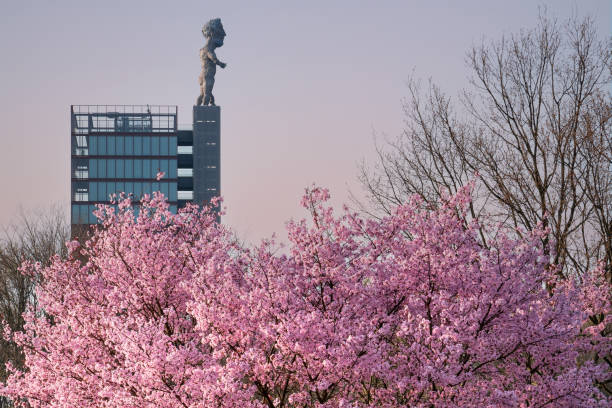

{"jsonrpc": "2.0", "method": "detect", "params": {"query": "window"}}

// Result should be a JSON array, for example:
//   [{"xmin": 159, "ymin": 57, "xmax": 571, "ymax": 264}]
[
  {"xmin": 125, "ymin": 159, "xmax": 133, "ymax": 178},
  {"xmin": 133, "ymin": 182, "xmax": 142, "ymax": 198},
  {"xmin": 160, "ymin": 159, "xmax": 169, "ymax": 176},
  {"xmin": 106, "ymin": 182, "xmax": 115, "ymax": 200},
  {"xmin": 160, "ymin": 182, "xmax": 169, "ymax": 198},
  {"xmin": 97, "ymin": 182, "xmax": 106, "ymax": 201},
  {"xmin": 88, "ymin": 205, "xmax": 97, "ymax": 224},
  {"xmin": 142, "ymin": 182, "xmax": 152, "ymax": 197},
  {"xmin": 116, "ymin": 159, "xmax": 124, "ymax": 178},
  {"xmin": 151, "ymin": 159, "xmax": 160, "ymax": 177},
  {"xmin": 169, "ymin": 160, "xmax": 177, "ymax": 178},
  {"xmin": 143, "ymin": 137, "xmax": 151, "ymax": 156},
  {"xmin": 98, "ymin": 136, "xmax": 107, "ymax": 155},
  {"xmin": 169, "ymin": 183, "xmax": 177, "ymax": 201},
  {"xmin": 116, "ymin": 136, "xmax": 124, "ymax": 155},
  {"xmin": 107, "ymin": 159, "xmax": 115, "ymax": 178},
  {"xmin": 178, "ymin": 146, "xmax": 193, "ymax": 154},
  {"xmin": 74, "ymin": 135, "xmax": 88, "ymax": 156},
  {"xmin": 90, "ymin": 159, "xmax": 97, "ymax": 178},
  {"xmin": 107, "ymin": 136, "xmax": 116, "ymax": 155},
  {"xmin": 125, "ymin": 182, "xmax": 133, "ymax": 197},
  {"xmin": 169, "ymin": 136, "xmax": 177, "ymax": 154},
  {"xmin": 89, "ymin": 182, "xmax": 97, "ymax": 201},
  {"xmin": 89, "ymin": 136, "xmax": 97, "ymax": 155},
  {"xmin": 99, "ymin": 159, "xmax": 106, "ymax": 177},
  {"xmin": 125, "ymin": 136, "xmax": 134, "ymax": 155},
  {"xmin": 134, "ymin": 136, "xmax": 142, "ymax": 155},
  {"xmin": 178, "ymin": 191, "xmax": 193, "ymax": 200},
  {"xmin": 134, "ymin": 159, "xmax": 142, "ymax": 178},
  {"xmin": 74, "ymin": 187, "xmax": 88, "ymax": 201},
  {"xmin": 151, "ymin": 137, "xmax": 159, "ymax": 155},
  {"xmin": 74, "ymin": 163, "xmax": 89, "ymax": 179},
  {"xmin": 178, "ymin": 168, "xmax": 193, "ymax": 177},
  {"xmin": 143, "ymin": 159, "xmax": 151, "ymax": 179},
  {"xmin": 160, "ymin": 136, "xmax": 169, "ymax": 155},
  {"xmin": 71, "ymin": 205, "xmax": 80, "ymax": 224},
  {"xmin": 80, "ymin": 205, "xmax": 90, "ymax": 223}
]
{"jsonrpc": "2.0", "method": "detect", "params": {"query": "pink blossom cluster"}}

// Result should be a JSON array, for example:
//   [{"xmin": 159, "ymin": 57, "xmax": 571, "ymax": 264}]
[{"xmin": 2, "ymin": 188, "xmax": 610, "ymax": 407}]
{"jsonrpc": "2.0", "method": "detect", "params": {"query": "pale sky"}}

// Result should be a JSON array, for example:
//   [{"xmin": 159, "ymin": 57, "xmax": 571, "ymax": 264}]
[{"xmin": 0, "ymin": 0, "xmax": 609, "ymax": 244}]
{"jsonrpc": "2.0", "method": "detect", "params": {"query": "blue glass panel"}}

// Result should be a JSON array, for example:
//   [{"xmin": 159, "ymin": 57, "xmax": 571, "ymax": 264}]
[
  {"xmin": 169, "ymin": 205, "xmax": 177, "ymax": 214},
  {"xmin": 116, "ymin": 160, "xmax": 124, "ymax": 178},
  {"xmin": 90, "ymin": 159, "xmax": 97, "ymax": 178},
  {"xmin": 116, "ymin": 136, "xmax": 124, "ymax": 155},
  {"xmin": 107, "ymin": 136, "xmax": 116, "ymax": 155},
  {"xmin": 95, "ymin": 182, "xmax": 102, "ymax": 201},
  {"xmin": 107, "ymin": 159, "xmax": 115, "ymax": 178},
  {"xmin": 106, "ymin": 182, "xmax": 115, "ymax": 200},
  {"xmin": 98, "ymin": 136, "xmax": 106, "ymax": 155},
  {"xmin": 134, "ymin": 159, "xmax": 142, "ymax": 178},
  {"xmin": 125, "ymin": 182, "xmax": 133, "ymax": 197},
  {"xmin": 99, "ymin": 159, "xmax": 106, "ymax": 177},
  {"xmin": 116, "ymin": 182, "xmax": 125, "ymax": 196},
  {"xmin": 160, "ymin": 137, "xmax": 168, "ymax": 155},
  {"xmin": 89, "ymin": 205, "xmax": 97, "ymax": 224},
  {"xmin": 143, "ymin": 137, "xmax": 151, "ymax": 156},
  {"xmin": 89, "ymin": 182, "xmax": 97, "ymax": 202},
  {"xmin": 151, "ymin": 137, "xmax": 159, "ymax": 155},
  {"xmin": 125, "ymin": 136, "xmax": 133, "ymax": 155},
  {"xmin": 142, "ymin": 182, "xmax": 152, "ymax": 197},
  {"xmin": 151, "ymin": 159, "xmax": 159, "ymax": 178},
  {"xmin": 79, "ymin": 205, "xmax": 88, "ymax": 223},
  {"xmin": 134, "ymin": 136, "xmax": 142, "ymax": 155},
  {"xmin": 160, "ymin": 159, "xmax": 168, "ymax": 175},
  {"xmin": 169, "ymin": 160, "xmax": 177, "ymax": 178},
  {"xmin": 169, "ymin": 183, "xmax": 177, "ymax": 201},
  {"xmin": 71, "ymin": 205, "xmax": 79, "ymax": 224},
  {"xmin": 160, "ymin": 182, "xmax": 169, "ymax": 198},
  {"xmin": 96, "ymin": 182, "xmax": 103, "ymax": 202},
  {"xmin": 143, "ymin": 159, "xmax": 150, "ymax": 179},
  {"xmin": 132, "ymin": 182, "xmax": 140, "ymax": 198},
  {"xmin": 125, "ymin": 159, "xmax": 133, "ymax": 178},
  {"xmin": 169, "ymin": 136, "xmax": 177, "ymax": 155},
  {"xmin": 90, "ymin": 136, "xmax": 97, "ymax": 155}
]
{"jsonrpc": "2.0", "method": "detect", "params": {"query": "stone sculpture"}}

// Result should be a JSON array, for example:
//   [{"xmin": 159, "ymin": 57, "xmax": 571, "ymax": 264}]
[{"xmin": 196, "ymin": 18, "xmax": 226, "ymax": 106}]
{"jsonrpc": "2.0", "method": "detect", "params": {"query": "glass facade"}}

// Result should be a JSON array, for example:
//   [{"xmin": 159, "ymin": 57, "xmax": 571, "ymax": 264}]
[{"xmin": 71, "ymin": 105, "xmax": 185, "ymax": 226}]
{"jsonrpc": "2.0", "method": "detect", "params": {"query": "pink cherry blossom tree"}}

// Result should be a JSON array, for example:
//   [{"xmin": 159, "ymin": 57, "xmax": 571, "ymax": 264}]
[{"xmin": 2, "ymin": 188, "xmax": 609, "ymax": 407}]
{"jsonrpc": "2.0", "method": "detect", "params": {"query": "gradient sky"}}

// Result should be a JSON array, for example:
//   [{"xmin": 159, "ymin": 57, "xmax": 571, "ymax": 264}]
[{"xmin": 0, "ymin": 0, "xmax": 609, "ymax": 244}]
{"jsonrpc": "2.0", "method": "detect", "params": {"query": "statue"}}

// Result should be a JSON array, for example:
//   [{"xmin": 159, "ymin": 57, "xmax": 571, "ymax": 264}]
[{"xmin": 196, "ymin": 18, "xmax": 227, "ymax": 106}]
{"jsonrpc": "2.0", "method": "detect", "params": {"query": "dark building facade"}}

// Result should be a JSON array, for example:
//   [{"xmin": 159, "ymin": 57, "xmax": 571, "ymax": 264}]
[{"xmin": 70, "ymin": 105, "xmax": 220, "ymax": 231}]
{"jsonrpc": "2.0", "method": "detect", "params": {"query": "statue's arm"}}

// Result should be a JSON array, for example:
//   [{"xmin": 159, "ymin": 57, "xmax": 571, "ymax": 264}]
[{"xmin": 207, "ymin": 50, "xmax": 226, "ymax": 68}]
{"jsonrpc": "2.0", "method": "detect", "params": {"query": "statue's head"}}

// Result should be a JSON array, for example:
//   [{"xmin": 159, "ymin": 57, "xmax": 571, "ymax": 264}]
[{"xmin": 202, "ymin": 18, "xmax": 226, "ymax": 48}]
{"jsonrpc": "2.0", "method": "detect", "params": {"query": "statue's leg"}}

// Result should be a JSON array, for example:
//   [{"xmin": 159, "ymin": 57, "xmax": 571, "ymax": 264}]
[
  {"xmin": 210, "ymin": 94, "xmax": 215, "ymax": 106},
  {"xmin": 203, "ymin": 77, "xmax": 215, "ymax": 106},
  {"xmin": 196, "ymin": 94, "xmax": 203, "ymax": 106}
]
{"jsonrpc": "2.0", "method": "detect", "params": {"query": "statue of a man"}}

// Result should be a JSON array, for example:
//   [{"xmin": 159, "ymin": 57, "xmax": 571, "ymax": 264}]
[{"xmin": 196, "ymin": 18, "xmax": 227, "ymax": 106}]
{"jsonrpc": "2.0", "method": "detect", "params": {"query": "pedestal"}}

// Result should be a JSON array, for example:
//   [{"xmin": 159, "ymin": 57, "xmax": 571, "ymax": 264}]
[{"xmin": 192, "ymin": 105, "xmax": 221, "ymax": 207}]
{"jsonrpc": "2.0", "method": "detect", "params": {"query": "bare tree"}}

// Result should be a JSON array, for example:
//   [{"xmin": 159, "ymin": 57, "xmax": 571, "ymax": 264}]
[
  {"xmin": 0, "ymin": 206, "xmax": 69, "ymax": 406},
  {"xmin": 359, "ymin": 14, "xmax": 611, "ymax": 277}
]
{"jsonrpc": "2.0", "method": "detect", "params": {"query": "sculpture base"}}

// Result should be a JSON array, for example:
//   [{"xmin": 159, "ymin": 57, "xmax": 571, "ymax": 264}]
[{"xmin": 192, "ymin": 105, "xmax": 221, "ymax": 208}]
